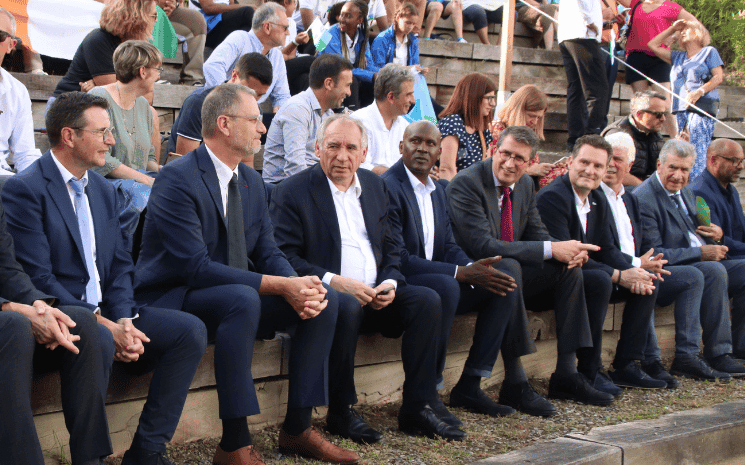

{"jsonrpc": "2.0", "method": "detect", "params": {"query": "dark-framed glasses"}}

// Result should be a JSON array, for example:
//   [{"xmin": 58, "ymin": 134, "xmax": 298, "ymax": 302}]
[
  {"xmin": 0, "ymin": 30, "xmax": 13, "ymax": 42},
  {"xmin": 641, "ymin": 109, "xmax": 667, "ymax": 119},
  {"xmin": 497, "ymin": 149, "xmax": 529, "ymax": 167},
  {"xmin": 716, "ymin": 155, "xmax": 745, "ymax": 167}
]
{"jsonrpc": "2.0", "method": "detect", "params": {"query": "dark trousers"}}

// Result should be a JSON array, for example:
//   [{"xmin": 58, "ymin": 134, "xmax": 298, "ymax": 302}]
[
  {"xmin": 601, "ymin": 43, "xmax": 619, "ymax": 129},
  {"xmin": 407, "ymin": 258, "xmax": 526, "ymax": 384},
  {"xmin": 181, "ymin": 283, "xmax": 338, "ymax": 419},
  {"xmin": 286, "ymin": 55, "xmax": 316, "ymax": 96},
  {"xmin": 522, "ymin": 260, "xmax": 593, "ymax": 356},
  {"xmin": 0, "ymin": 306, "xmax": 112, "ymax": 465},
  {"xmin": 343, "ymin": 76, "xmax": 375, "ymax": 112},
  {"xmin": 113, "ymin": 307, "xmax": 207, "ymax": 453},
  {"xmin": 559, "ymin": 38, "xmax": 609, "ymax": 151},
  {"xmin": 206, "ymin": 6, "xmax": 255, "ymax": 49},
  {"xmin": 610, "ymin": 280, "xmax": 659, "ymax": 365},
  {"xmin": 331, "ymin": 284, "xmax": 441, "ymax": 408}
]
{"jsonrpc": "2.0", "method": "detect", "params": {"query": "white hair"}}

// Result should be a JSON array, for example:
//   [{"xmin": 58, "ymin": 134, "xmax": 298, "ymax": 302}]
[{"xmin": 605, "ymin": 132, "xmax": 636, "ymax": 164}]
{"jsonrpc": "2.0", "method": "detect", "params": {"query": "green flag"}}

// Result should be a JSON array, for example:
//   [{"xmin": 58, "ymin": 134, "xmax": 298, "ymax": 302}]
[{"xmin": 150, "ymin": 6, "xmax": 178, "ymax": 59}]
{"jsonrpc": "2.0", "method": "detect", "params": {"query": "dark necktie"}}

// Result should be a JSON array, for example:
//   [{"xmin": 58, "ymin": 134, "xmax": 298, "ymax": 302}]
[
  {"xmin": 227, "ymin": 174, "xmax": 248, "ymax": 270},
  {"xmin": 500, "ymin": 186, "xmax": 514, "ymax": 242},
  {"xmin": 672, "ymin": 193, "xmax": 705, "ymax": 245}
]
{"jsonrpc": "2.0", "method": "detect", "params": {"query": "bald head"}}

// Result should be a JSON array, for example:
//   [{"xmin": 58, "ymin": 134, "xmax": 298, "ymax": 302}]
[
  {"xmin": 400, "ymin": 120, "xmax": 442, "ymax": 182},
  {"xmin": 707, "ymin": 138, "xmax": 744, "ymax": 187}
]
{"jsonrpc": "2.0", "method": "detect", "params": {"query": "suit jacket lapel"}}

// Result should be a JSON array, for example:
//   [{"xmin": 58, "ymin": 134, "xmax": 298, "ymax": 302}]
[
  {"xmin": 481, "ymin": 160, "xmax": 501, "ymax": 239},
  {"xmin": 309, "ymin": 165, "xmax": 342, "ymax": 249},
  {"xmin": 394, "ymin": 164, "xmax": 425, "ymax": 253},
  {"xmin": 196, "ymin": 147, "xmax": 228, "ymax": 228},
  {"xmin": 651, "ymin": 175, "xmax": 691, "ymax": 235},
  {"xmin": 86, "ymin": 179, "xmax": 108, "ymax": 283},
  {"xmin": 40, "ymin": 154, "xmax": 86, "ymax": 264}
]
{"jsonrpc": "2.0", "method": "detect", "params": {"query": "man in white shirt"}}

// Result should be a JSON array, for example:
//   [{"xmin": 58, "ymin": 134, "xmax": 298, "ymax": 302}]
[
  {"xmin": 557, "ymin": 0, "xmax": 609, "ymax": 152},
  {"xmin": 352, "ymin": 63, "xmax": 415, "ymax": 174},
  {"xmin": 0, "ymin": 7, "xmax": 41, "ymax": 175}
]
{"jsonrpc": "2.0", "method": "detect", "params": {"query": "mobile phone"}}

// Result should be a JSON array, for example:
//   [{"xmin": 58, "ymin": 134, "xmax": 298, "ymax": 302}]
[
  {"xmin": 554, "ymin": 156, "xmax": 569, "ymax": 165},
  {"xmin": 377, "ymin": 286, "xmax": 395, "ymax": 296}
]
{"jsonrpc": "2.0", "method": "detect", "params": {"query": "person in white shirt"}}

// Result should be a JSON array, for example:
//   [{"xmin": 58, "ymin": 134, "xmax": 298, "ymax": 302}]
[
  {"xmin": 351, "ymin": 63, "xmax": 415, "ymax": 174},
  {"xmin": 0, "ymin": 7, "xmax": 41, "ymax": 175},
  {"xmin": 557, "ymin": 0, "xmax": 609, "ymax": 152}
]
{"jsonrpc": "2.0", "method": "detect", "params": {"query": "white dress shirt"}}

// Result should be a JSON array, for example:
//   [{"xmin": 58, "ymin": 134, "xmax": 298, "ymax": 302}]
[
  {"xmin": 393, "ymin": 34, "xmax": 408, "ymax": 66},
  {"xmin": 557, "ymin": 0, "xmax": 603, "ymax": 43},
  {"xmin": 206, "ymin": 144, "xmax": 240, "ymax": 218},
  {"xmin": 344, "ymin": 30, "xmax": 359, "ymax": 64},
  {"xmin": 0, "ymin": 68, "xmax": 42, "ymax": 174},
  {"xmin": 352, "ymin": 102, "xmax": 409, "ymax": 170},
  {"xmin": 572, "ymin": 188, "xmax": 592, "ymax": 235},
  {"xmin": 601, "ymin": 182, "xmax": 642, "ymax": 267},
  {"xmin": 321, "ymin": 174, "xmax": 397, "ymax": 289}
]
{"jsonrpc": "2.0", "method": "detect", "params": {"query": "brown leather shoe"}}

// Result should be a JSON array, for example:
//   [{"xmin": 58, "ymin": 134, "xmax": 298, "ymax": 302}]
[
  {"xmin": 278, "ymin": 427, "xmax": 360, "ymax": 464},
  {"xmin": 212, "ymin": 445, "xmax": 266, "ymax": 465}
]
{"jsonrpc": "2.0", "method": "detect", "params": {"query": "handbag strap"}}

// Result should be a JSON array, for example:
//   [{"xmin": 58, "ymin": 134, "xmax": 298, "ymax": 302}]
[{"xmin": 625, "ymin": 1, "xmax": 642, "ymax": 37}]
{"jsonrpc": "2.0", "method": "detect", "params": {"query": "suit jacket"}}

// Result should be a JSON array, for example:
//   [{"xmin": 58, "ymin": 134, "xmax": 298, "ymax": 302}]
[
  {"xmin": 606, "ymin": 188, "xmax": 644, "ymax": 265},
  {"xmin": 1, "ymin": 152, "xmax": 134, "ymax": 319},
  {"xmin": 381, "ymin": 160, "xmax": 471, "ymax": 277},
  {"xmin": 446, "ymin": 158, "xmax": 552, "ymax": 267},
  {"xmin": 690, "ymin": 169, "xmax": 745, "ymax": 258},
  {"xmin": 632, "ymin": 172, "xmax": 712, "ymax": 266},
  {"xmin": 536, "ymin": 174, "xmax": 631, "ymax": 276},
  {"xmin": 134, "ymin": 145, "xmax": 295, "ymax": 308},
  {"xmin": 269, "ymin": 163, "xmax": 405, "ymax": 285}
]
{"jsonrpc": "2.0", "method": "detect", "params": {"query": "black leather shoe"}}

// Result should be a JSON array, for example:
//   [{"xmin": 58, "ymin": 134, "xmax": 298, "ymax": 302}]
[
  {"xmin": 398, "ymin": 405, "xmax": 467, "ymax": 441},
  {"xmin": 591, "ymin": 371, "xmax": 623, "ymax": 397},
  {"xmin": 121, "ymin": 447, "xmax": 175, "ymax": 465},
  {"xmin": 327, "ymin": 406, "xmax": 384, "ymax": 444},
  {"xmin": 498, "ymin": 381, "xmax": 557, "ymax": 417},
  {"xmin": 708, "ymin": 354, "xmax": 745, "ymax": 377},
  {"xmin": 670, "ymin": 354, "xmax": 730, "ymax": 381},
  {"xmin": 429, "ymin": 396, "xmax": 463, "ymax": 427},
  {"xmin": 450, "ymin": 387, "xmax": 515, "ymax": 416},
  {"xmin": 548, "ymin": 372, "xmax": 614, "ymax": 406},
  {"xmin": 610, "ymin": 361, "xmax": 668, "ymax": 389},
  {"xmin": 641, "ymin": 360, "xmax": 679, "ymax": 389}
]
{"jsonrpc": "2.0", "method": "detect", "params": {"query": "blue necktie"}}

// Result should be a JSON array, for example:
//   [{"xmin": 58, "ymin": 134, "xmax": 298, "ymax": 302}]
[{"xmin": 69, "ymin": 178, "xmax": 99, "ymax": 306}]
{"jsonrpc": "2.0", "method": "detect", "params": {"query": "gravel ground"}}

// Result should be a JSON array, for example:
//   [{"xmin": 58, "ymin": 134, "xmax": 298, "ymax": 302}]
[{"xmin": 101, "ymin": 372, "xmax": 745, "ymax": 465}]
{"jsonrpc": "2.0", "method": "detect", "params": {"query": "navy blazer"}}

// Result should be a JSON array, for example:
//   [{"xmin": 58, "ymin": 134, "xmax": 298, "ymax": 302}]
[
  {"xmin": 134, "ymin": 145, "xmax": 295, "ymax": 308},
  {"xmin": 269, "ymin": 164, "xmax": 405, "ymax": 285},
  {"xmin": 2, "ymin": 152, "xmax": 136, "ymax": 320},
  {"xmin": 633, "ymin": 172, "xmax": 712, "ymax": 266},
  {"xmin": 606, "ymin": 189, "xmax": 644, "ymax": 264},
  {"xmin": 691, "ymin": 169, "xmax": 745, "ymax": 258},
  {"xmin": 536, "ymin": 174, "xmax": 631, "ymax": 276},
  {"xmin": 381, "ymin": 159, "xmax": 470, "ymax": 277}
]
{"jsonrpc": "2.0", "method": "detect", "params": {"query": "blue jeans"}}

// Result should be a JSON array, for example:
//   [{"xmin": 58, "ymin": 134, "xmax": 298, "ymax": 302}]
[{"xmin": 108, "ymin": 170, "xmax": 156, "ymax": 253}]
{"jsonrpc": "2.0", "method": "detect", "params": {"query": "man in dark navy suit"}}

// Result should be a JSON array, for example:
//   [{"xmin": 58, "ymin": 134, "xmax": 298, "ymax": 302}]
[
  {"xmin": 270, "ymin": 114, "xmax": 467, "ymax": 444},
  {"xmin": 381, "ymin": 121, "xmax": 556, "ymax": 417},
  {"xmin": 536, "ymin": 135, "xmax": 666, "ymax": 393},
  {"xmin": 2, "ymin": 92, "xmax": 209, "ymax": 465},
  {"xmin": 133, "ymin": 84, "xmax": 358, "ymax": 465}
]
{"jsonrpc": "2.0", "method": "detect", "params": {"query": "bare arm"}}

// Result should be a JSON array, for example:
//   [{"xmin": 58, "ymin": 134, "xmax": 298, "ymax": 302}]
[
  {"xmin": 175, "ymin": 137, "xmax": 202, "ymax": 155},
  {"xmin": 108, "ymin": 164, "xmax": 156, "ymax": 187},
  {"xmin": 199, "ymin": 0, "xmax": 244, "ymax": 14},
  {"xmin": 300, "ymin": 8, "xmax": 316, "ymax": 29},
  {"xmin": 648, "ymin": 20, "xmax": 686, "ymax": 64},
  {"xmin": 439, "ymin": 135, "xmax": 459, "ymax": 181},
  {"xmin": 150, "ymin": 106, "xmax": 161, "ymax": 172}
]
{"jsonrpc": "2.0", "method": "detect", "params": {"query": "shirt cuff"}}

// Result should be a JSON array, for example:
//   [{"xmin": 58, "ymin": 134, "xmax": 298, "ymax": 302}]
[
  {"xmin": 381, "ymin": 279, "xmax": 398, "ymax": 290},
  {"xmin": 543, "ymin": 241, "xmax": 553, "ymax": 260},
  {"xmin": 631, "ymin": 257, "xmax": 642, "ymax": 268},
  {"xmin": 322, "ymin": 272, "xmax": 336, "ymax": 286}
]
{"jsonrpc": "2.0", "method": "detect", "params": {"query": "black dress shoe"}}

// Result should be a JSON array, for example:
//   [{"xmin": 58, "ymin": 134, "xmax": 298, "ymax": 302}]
[
  {"xmin": 670, "ymin": 354, "xmax": 730, "ymax": 381},
  {"xmin": 398, "ymin": 405, "xmax": 467, "ymax": 441},
  {"xmin": 327, "ymin": 406, "xmax": 384, "ymax": 444},
  {"xmin": 708, "ymin": 354, "xmax": 745, "ymax": 378},
  {"xmin": 591, "ymin": 371, "xmax": 623, "ymax": 397},
  {"xmin": 498, "ymin": 381, "xmax": 557, "ymax": 417},
  {"xmin": 450, "ymin": 387, "xmax": 515, "ymax": 416},
  {"xmin": 547, "ymin": 372, "xmax": 614, "ymax": 406},
  {"xmin": 609, "ymin": 361, "xmax": 668, "ymax": 390},
  {"xmin": 121, "ymin": 447, "xmax": 175, "ymax": 465},
  {"xmin": 429, "ymin": 396, "xmax": 463, "ymax": 427},
  {"xmin": 641, "ymin": 360, "xmax": 679, "ymax": 389}
]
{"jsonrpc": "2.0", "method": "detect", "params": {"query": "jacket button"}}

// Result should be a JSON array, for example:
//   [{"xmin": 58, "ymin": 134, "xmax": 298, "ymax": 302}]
[{"xmin": 81, "ymin": 278, "xmax": 86, "ymax": 284}]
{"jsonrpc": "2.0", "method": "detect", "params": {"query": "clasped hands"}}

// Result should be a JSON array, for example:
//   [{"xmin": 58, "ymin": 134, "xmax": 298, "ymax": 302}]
[
  {"xmin": 329, "ymin": 275, "xmax": 395, "ymax": 310},
  {"xmin": 2, "ymin": 300, "xmax": 82, "ymax": 353}
]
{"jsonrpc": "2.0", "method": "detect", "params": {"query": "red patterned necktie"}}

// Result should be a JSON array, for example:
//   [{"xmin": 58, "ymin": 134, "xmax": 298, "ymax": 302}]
[{"xmin": 500, "ymin": 186, "xmax": 514, "ymax": 242}]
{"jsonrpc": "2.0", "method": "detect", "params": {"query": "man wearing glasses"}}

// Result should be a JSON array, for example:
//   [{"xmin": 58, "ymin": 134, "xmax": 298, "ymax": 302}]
[
  {"xmin": 0, "ymin": 7, "xmax": 42, "ymax": 175},
  {"xmin": 602, "ymin": 90, "xmax": 668, "ymax": 187},
  {"xmin": 447, "ymin": 126, "xmax": 615, "ymax": 407}
]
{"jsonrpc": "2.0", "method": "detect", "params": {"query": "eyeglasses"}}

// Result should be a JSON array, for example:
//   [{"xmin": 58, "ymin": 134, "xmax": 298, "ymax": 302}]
[
  {"xmin": 716, "ymin": 155, "xmax": 745, "ymax": 167},
  {"xmin": 150, "ymin": 67, "xmax": 164, "ymax": 75},
  {"xmin": 483, "ymin": 95, "xmax": 497, "ymax": 104},
  {"xmin": 641, "ymin": 109, "xmax": 667, "ymax": 119},
  {"xmin": 0, "ymin": 30, "xmax": 13, "ymax": 42},
  {"xmin": 269, "ymin": 22, "xmax": 290, "ymax": 31},
  {"xmin": 72, "ymin": 127, "xmax": 114, "ymax": 142},
  {"xmin": 226, "ymin": 114, "xmax": 263, "ymax": 128},
  {"xmin": 497, "ymin": 149, "xmax": 529, "ymax": 166}
]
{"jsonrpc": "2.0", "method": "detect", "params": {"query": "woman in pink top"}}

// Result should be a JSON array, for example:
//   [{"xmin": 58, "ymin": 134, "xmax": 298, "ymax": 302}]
[{"xmin": 618, "ymin": 0, "xmax": 696, "ymax": 137}]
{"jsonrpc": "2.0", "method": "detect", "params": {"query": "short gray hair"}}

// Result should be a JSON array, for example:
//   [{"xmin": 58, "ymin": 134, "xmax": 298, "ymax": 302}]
[
  {"xmin": 0, "ymin": 7, "xmax": 16, "ymax": 36},
  {"xmin": 374, "ymin": 63, "xmax": 415, "ymax": 101},
  {"xmin": 497, "ymin": 126, "xmax": 540, "ymax": 159},
  {"xmin": 316, "ymin": 114, "xmax": 368, "ymax": 152},
  {"xmin": 605, "ymin": 132, "xmax": 636, "ymax": 164},
  {"xmin": 252, "ymin": 3, "xmax": 284, "ymax": 30},
  {"xmin": 202, "ymin": 83, "xmax": 258, "ymax": 138},
  {"xmin": 630, "ymin": 90, "xmax": 667, "ymax": 113},
  {"xmin": 659, "ymin": 139, "xmax": 696, "ymax": 165}
]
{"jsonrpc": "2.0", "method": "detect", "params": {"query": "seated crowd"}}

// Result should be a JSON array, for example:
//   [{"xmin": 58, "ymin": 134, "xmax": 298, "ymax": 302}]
[{"xmin": 3, "ymin": 2, "xmax": 745, "ymax": 465}]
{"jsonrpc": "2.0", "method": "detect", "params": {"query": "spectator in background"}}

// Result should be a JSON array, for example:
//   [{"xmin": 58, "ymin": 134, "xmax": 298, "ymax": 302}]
[
  {"xmin": 648, "ymin": 19, "xmax": 723, "ymax": 180},
  {"xmin": 617, "ymin": 0, "xmax": 697, "ymax": 138},
  {"xmin": 299, "ymin": 0, "xmax": 339, "ymax": 28},
  {"xmin": 437, "ymin": 72, "xmax": 496, "ymax": 180},
  {"xmin": 352, "ymin": 63, "xmax": 415, "ymax": 174},
  {"xmin": 51, "ymin": 0, "xmax": 157, "ymax": 104},
  {"xmin": 318, "ymin": 0, "xmax": 376, "ymax": 109},
  {"xmin": 158, "ymin": 0, "xmax": 207, "ymax": 85},
  {"xmin": 599, "ymin": 0, "xmax": 624, "ymax": 127},
  {"xmin": 371, "ymin": 3, "xmax": 429, "ymax": 74},
  {"xmin": 89, "ymin": 41, "xmax": 162, "ymax": 252},
  {"xmin": 270, "ymin": 0, "xmax": 316, "ymax": 95},
  {"xmin": 263, "ymin": 54, "xmax": 353, "ymax": 183},
  {"xmin": 0, "ymin": 7, "xmax": 41, "ymax": 175},
  {"xmin": 515, "ymin": 0, "xmax": 558, "ymax": 50},
  {"xmin": 190, "ymin": 0, "xmax": 255, "ymax": 50},
  {"xmin": 167, "ymin": 52, "xmax": 273, "ymax": 158},
  {"xmin": 422, "ymin": 0, "xmax": 465, "ymax": 43},
  {"xmin": 461, "ymin": 0, "xmax": 503, "ymax": 45}
]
